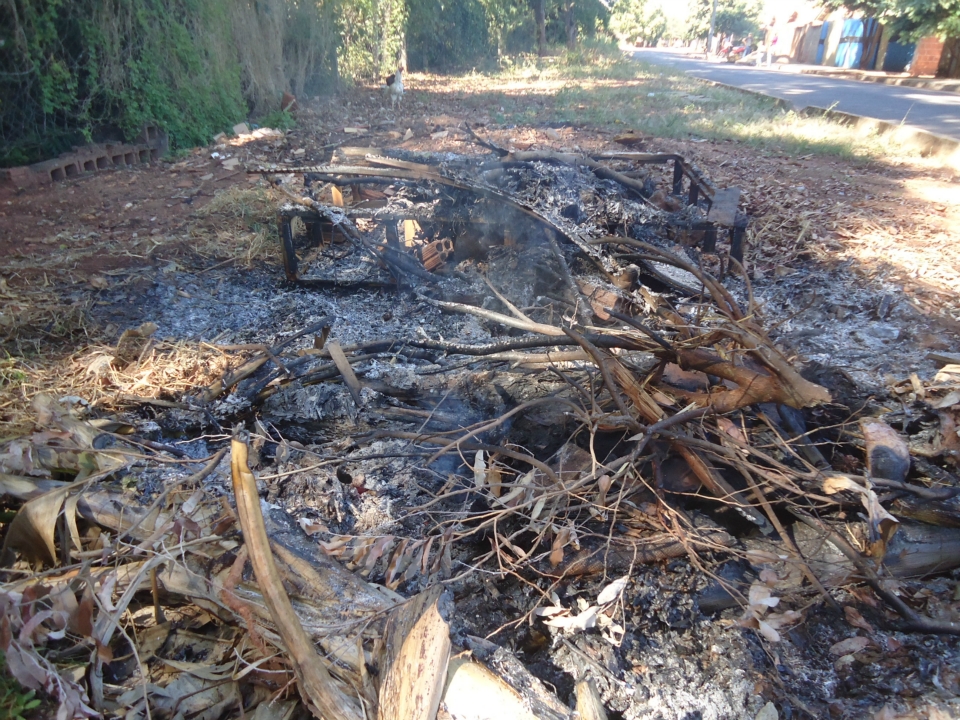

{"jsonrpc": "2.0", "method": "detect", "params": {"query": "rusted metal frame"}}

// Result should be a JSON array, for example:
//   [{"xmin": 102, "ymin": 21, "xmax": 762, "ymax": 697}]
[
  {"xmin": 590, "ymin": 152, "xmax": 717, "ymax": 206},
  {"xmin": 692, "ymin": 216, "xmax": 747, "ymax": 266},
  {"xmin": 277, "ymin": 160, "xmax": 743, "ymax": 282},
  {"xmin": 593, "ymin": 154, "xmax": 747, "ymax": 263}
]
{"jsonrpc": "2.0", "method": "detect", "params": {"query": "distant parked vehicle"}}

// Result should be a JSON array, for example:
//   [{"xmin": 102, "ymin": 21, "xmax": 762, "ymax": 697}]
[{"xmin": 724, "ymin": 44, "xmax": 747, "ymax": 62}]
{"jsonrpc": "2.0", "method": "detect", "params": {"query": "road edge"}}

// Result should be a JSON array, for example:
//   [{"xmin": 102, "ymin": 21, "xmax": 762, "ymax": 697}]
[{"xmin": 700, "ymin": 79, "xmax": 960, "ymax": 168}]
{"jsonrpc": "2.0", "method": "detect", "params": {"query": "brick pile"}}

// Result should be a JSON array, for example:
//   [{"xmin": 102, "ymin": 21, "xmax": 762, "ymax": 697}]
[{"xmin": 2, "ymin": 125, "xmax": 168, "ymax": 189}]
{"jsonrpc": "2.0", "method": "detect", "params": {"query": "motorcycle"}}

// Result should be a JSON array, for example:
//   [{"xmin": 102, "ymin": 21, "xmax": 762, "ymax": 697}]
[{"xmin": 724, "ymin": 44, "xmax": 747, "ymax": 63}]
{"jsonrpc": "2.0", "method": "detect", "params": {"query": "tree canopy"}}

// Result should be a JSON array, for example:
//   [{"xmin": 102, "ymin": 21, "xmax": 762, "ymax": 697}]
[
  {"xmin": 822, "ymin": 0, "xmax": 960, "ymax": 40},
  {"xmin": 611, "ymin": 0, "xmax": 668, "ymax": 45},
  {"xmin": 687, "ymin": 0, "xmax": 763, "ymax": 41}
]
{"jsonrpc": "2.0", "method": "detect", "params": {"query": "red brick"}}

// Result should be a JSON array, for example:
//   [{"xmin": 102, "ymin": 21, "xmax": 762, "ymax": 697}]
[{"xmin": 911, "ymin": 36, "xmax": 944, "ymax": 76}]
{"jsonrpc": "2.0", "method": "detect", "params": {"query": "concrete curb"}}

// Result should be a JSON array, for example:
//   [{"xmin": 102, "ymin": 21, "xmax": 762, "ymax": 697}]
[
  {"xmin": 2, "ymin": 125, "xmax": 168, "ymax": 189},
  {"xmin": 800, "ymin": 105, "xmax": 960, "ymax": 161},
  {"xmin": 700, "ymin": 79, "xmax": 960, "ymax": 167},
  {"xmin": 699, "ymin": 79, "xmax": 792, "ymax": 111},
  {"xmin": 798, "ymin": 68, "xmax": 960, "ymax": 95}
]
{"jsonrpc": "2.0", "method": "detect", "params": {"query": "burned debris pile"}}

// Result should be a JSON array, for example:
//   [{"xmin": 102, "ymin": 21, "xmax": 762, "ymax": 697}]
[{"xmin": 2, "ymin": 138, "xmax": 960, "ymax": 719}]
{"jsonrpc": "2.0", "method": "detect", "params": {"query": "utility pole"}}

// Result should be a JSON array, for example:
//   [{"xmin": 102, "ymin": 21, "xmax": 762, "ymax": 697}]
[{"xmin": 707, "ymin": 0, "xmax": 717, "ymax": 55}]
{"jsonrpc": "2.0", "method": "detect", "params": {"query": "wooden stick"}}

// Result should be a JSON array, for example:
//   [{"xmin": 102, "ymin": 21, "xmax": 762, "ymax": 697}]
[
  {"xmin": 231, "ymin": 436, "xmax": 363, "ymax": 720},
  {"xmin": 327, "ymin": 341, "xmax": 364, "ymax": 408},
  {"xmin": 376, "ymin": 585, "xmax": 451, "ymax": 720}
]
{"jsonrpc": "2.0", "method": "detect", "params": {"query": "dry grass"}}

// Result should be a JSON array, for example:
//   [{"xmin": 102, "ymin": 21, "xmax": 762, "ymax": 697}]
[
  {"xmin": 195, "ymin": 184, "xmax": 282, "ymax": 265},
  {"xmin": 427, "ymin": 40, "xmax": 950, "ymax": 166},
  {"xmin": 0, "ymin": 338, "xmax": 244, "ymax": 435}
]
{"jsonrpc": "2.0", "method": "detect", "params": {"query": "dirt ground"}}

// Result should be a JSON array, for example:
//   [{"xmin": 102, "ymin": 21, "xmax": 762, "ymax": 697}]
[{"xmin": 2, "ymin": 72, "xmax": 960, "ymax": 720}]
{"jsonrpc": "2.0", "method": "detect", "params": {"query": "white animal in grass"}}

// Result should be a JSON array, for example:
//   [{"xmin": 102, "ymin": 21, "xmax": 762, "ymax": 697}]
[{"xmin": 384, "ymin": 67, "xmax": 404, "ymax": 109}]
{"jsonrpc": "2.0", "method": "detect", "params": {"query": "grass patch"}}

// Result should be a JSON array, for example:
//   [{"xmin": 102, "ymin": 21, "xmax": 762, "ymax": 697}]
[
  {"xmin": 487, "ymin": 39, "xmax": 915, "ymax": 161},
  {"xmin": 0, "ymin": 656, "xmax": 42, "ymax": 720}
]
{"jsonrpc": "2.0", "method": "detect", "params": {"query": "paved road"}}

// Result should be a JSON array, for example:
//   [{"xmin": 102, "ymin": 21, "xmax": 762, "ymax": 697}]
[{"xmin": 632, "ymin": 48, "xmax": 960, "ymax": 141}]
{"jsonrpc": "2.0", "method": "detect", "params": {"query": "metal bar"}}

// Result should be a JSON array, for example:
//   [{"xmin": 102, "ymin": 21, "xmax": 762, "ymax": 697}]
[
  {"xmin": 702, "ymin": 227, "xmax": 717, "ymax": 253},
  {"xmin": 672, "ymin": 160, "xmax": 683, "ymax": 195},
  {"xmin": 279, "ymin": 215, "xmax": 298, "ymax": 282},
  {"xmin": 385, "ymin": 220, "xmax": 401, "ymax": 248},
  {"xmin": 688, "ymin": 183, "xmax": 700, "ymax": 206},
  {"xmin": 730, "ymin": 224, "xmax": 746, "ymax": 263}
]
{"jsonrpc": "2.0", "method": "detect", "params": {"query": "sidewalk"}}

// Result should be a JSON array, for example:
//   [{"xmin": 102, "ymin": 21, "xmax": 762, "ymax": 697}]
[
  {"xmin": 631, "ymin": 47, "xmax": 960, "ymax": 164},
  {"xmin": 792, "ymin": 66, "xmax": 960, "ymax": 95}
]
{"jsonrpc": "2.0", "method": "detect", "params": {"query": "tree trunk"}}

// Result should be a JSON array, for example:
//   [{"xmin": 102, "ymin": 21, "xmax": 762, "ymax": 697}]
[
  {"xmin": 564, "ymin": 1, "xmax": 576, "ymax": 50},
  {"xmin": 937, "ymin": 36, "xmax": 960, "ymax": 78},
  {"xmin": 532, "ymin": 0, "xmax": 546, "ymax": 56}
]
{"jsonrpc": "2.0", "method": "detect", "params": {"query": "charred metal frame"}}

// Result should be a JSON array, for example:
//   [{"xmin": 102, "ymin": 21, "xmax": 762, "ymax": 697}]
[
  {"xmin": 273, "ymin": 152, "xmax": 747, "ymax": 286},
  {"xmin": 594, "ymin": 152, "xmax": 748, "ymax": 263}
]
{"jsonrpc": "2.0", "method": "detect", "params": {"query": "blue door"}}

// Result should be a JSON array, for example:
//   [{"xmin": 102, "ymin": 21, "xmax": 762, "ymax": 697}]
[
  {"xmin": 816, "ymin": 22, "xmax": 830, "ymax": 64},
  {"xmin": 882, "ymin": 41, "xmax": 915, "ymax": 72},
  {"xmin": 836, "ymin": 18, "xmax": 864, "ymax": 68}
]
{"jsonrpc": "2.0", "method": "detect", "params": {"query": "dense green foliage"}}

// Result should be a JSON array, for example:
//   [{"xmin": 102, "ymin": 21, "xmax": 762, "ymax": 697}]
[
  {"xmin": 0, "ymin": 0, "xmax": 614, "ymax": 167},
  {"xmin": 0, "ymin": 0, "xmax": 337, "ymax": 167},
  {"xmin": 611, "ymin": 0, "xmax": 668, "ymax": 45},
  {"xmin": 339, "ymin": 0, "xmax": 407, "ymax": 79},
  {"xmin": 824, "ymin": 0, "xmax": 960, "ymax": 40},
  {"xmin": 407, "ymin": 0, "xmax": 493, "ymax": 70},
  {"xmin": 1, "ymin": 0, "xmax": 247, "ymax": 165},
  {"xmin": 0, "ymin": 655, "xmax": 42, "ymax": 720}
]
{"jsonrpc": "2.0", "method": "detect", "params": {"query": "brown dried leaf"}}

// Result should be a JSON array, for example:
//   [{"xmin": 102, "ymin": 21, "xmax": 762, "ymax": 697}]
[
  {"xmin": 1, "ymin": 485, "xmax": 70, "ymax": 565},
  {"xmin": 362, "ymin": 535, "xmax": 397, "ymax": 577},
  {"xmin": 400, "ymin": 540, "xmax": 427, "ymax": 585},
  {"xmin": 319, "ymin": 536, "xmax": 351, "ymax": 556},
  {"xmin": 96, "ymin": 639, "xmax": 114, "ymax": 663},
  {"xmin": 385, "ymin": 538, "xmax": 411, "ymax": 589},
  {"xmin": 549, "ymin": 526, "xmax": 572, "ymax": 568},
  {"xmin": 70, "ymin": 589, "xmax": 94, "ymax": 639},
  {"xmin": 756, "ymin": 619, "xmax": 781, "ymax": 643},
  {"xmin": 419, "ymin": 536, "xmax": 436, "ymax": 575},
  {"xmin": 843, "ymin": 606, "xmax": 875, "ymax": 634},
  {"xmin": 344, "ymin": 536, "xmax": 376, "ymax": 570},
  {"xmin": 829, "ymin": 636, "xmax": 871, "ymax": 656},
  {"xmin": 298, "ymin": 517, "xmax": 328, "ymax": 536},
  {"xmin": 0, "ymin": 614, "xmax": 11, "ymax": 651},
  {"xmin": 822, "ymin": 474, "xmax": 863, "ymax": 495},
  {"xmin": 716, "ymin": 416, "xmax": 747, "ymax": 445},
  {"xmin": 596, "ymin": 474, "xmax": 612, "ymax": 508},
  {"xmin": 487, "ymin": 465, "xmax": 502, "ymax": 498},
  {"xmin": 4, "ymin": 642, "xmax": 49, "ymax": 690}
]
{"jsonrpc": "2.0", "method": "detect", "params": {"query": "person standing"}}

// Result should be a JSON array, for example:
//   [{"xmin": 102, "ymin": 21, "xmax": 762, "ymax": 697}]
[{"xmin": 763, "ymin": 17, "xmax": 778, "ymax": 67}]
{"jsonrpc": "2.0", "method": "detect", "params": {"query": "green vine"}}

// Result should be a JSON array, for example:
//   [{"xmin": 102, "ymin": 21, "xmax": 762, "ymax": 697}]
[{"xmin": 1, "ymin": 0, "xmax": 247, "ymax": 167}]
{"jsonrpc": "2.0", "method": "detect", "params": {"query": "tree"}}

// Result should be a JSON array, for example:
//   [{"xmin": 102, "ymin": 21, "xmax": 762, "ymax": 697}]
[
  {"xmin": 686, "ymin": 0, "xmax": 761, "ymax": 42},
  {"xmin": 896, "ymin": 0, "xmax": 960, "ymax": 39},
  {"xmin": 611, "ymin": 0, "xmax": 667, "ymax": 45},
  {"xmin": 531, "ymin": 0, "xmax": 548, "ymax": 54}
]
